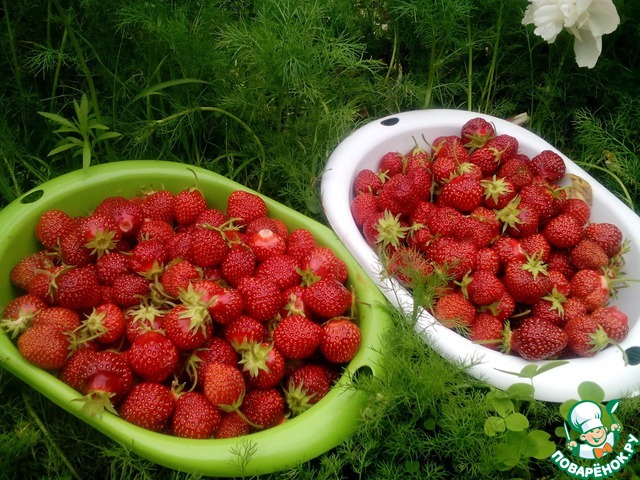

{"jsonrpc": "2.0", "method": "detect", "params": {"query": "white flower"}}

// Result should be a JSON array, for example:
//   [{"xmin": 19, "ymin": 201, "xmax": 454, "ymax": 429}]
[{"xmin": 522, "ymin": 0, "xmax": 620, "ymax": 68}]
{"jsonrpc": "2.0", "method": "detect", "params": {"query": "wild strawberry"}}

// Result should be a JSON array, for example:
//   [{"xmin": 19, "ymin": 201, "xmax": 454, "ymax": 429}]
[
  {"xmin": 285, "ymin": 364, "xmax": 332, "ymax": 416},
  {"xmin": 484, "ymin": 134, "xmax": 519, "ymax": 161},
  {"xmin": 239, "ymin": 341, "xmax": 286, "ymax": 390},
  {"xmin": 79, "ymin": 350, "xmax": 134, "ymax": 415},
  {"xmin": 164, "ymin": 303, "xmax": 213, "ymax": 351},
  {"xmin": 215, "ymin": 411, "xmax": 250, "ymax": 438},
  {"xmin": 591, "ymin": 306, "xmax": 629, "ymax": 343},
  {"xmin": 32, "ymin": 306, "xmax": 81, "ymax": 332},
  {"xmin": 481, "ymin": 176, "xmax": 516, "ymax": 210},
  {"xmin": 461, "ymin": 117, "xmax": 495, "ymax": 149},
  {"xmin": 466, "ymin": 270, "xmax": 506, "ymax": 306},
  {"xmin": 128, "ymin": 239, "xmax": 167, "ymax": 280},
  {"xmin": 304, "ymin": 277, "xmax": 352, "ymax": 319},
  {"xmin": 353, "ymin": 168, "xmax": 385, "ymax": 195},
  {"xmin": 433, "ymin": 291, "xmax": 476, "ymax": 329},
  {"xmin": 320, "ymin": 317, "xmax": 362, "ymax": 364},
  {"xmin": 503, "ymin": 254, "xmax": 551, "ymax": 304},
  {"xmin": 564, "ymin": 315, "xmax": 606, "ymax": 357},
  {"xmin": 247, "ymin": 228, "xmax": 287, "ymax": 262},
  {"xmin": 127, "ymin": 330, "xmax": 179, "ymax": 383},
  {"xmin": 583, "ymin": 222, "xmax": 623, "ymax": 258},
  {"xmin": 53, "ymin": 266, "xmax": 102, "ymax": 311},
  {"xmin": 224, "ymin": 315, "xmax": 268, "ymax": 350},
  {"xmin": 125, "ymin": 299, "xmax": 165, "ymax": 343},
  {"xmin": 519, "ymin": 233, "xmax": 551, "ymax": 262},
  {"xmin": 0, "ymin": 293, "xmax": 48, "ymax": 338},
  {"xmin": 10, "ymin": 251, "xmax": 53, "ymax": 292},
  {"xmin": 236, "ymin": 276, "xmax": 282, "ymax": 322},
  {"xmin": 255, "ymin": 253, "xmax": 301, "ymax": 291},
  {"xmin": 280, "ymin": 285, "xmax": 312, "ymax": 318},
  {"xmin": 172, "ymin": 391, "xmax": 222, "ymax": 439},
  {"xmin": 140, "ymin": 189, "xmax": 176, "ymax": 223},
  {"xmin": 94, "ymin": 195, "xmax": 144, "ymax": 238},
  {"xmin": 36, "ymin": 209, "xmax": 78, "ymax": 249},
  {"xmin": 569, "ymin": 269, "xmax": 610, "ymax": 312},
  {"xmin": 438, "ymin": 175, "xmax": 484, "ymax": 213},
  {"xmin": 378, "ymin": 151, "xmax": 405, "ymax": 177},
  {"xmin": 542, "ymin": 213, "xmax": 583, "ymax": 248},
  {"xmin": 175, "ymin": 187, "xmax": 208, "ymax": 226},
  {"xmin": 209, "ymin": 287, "xmax": 244, "ymax": 326},
  {"xmin": 469, "ymin": 312, "xmax": 503, "ymax": 350},
  {"xmin": 561, "ymin": 198, "xmax": 591, "ymax": 226},
  {"xmin": 426, "ymin": 237, "xmax": 477, "ymax": 281},
  {"xmin": 570, "ymin": 239, "xmax": 609, "ymax": 270},
  {"xmin": 81, "ymin": 303, "xmax": 126, "ymax": 345},
  {"xmin": 77, "ymin": 213, "xmax": 122, "ymax": 258},
  {"xmin": 203, "ymin": 362, "xmax": 246, "ymax": 411},
  {"xmin": 17, "ymin": 324, "xmax": 69, "ymax": 370},
  {"xmin": 119, "ymin": 382, "xmax": 175, "ymax": 432},
  {"xmin": 351, "ymin": 192, "xmax": 380, "ymax": 228},
  {"xmin": 137, "ymin": 219, "xmax": 175, "ymax": 243},
  {"xmin": 286, "ymin": 228, "xmax": 317, "ymax": 263},
  {"xmin": 506, "ymin": 317, "xmax": 567, "ymax": 361},
  {"xmin": 496, "ymin": 197, "xmax": 540, "ymax": 238},
  {"xmin": 273, "ymin": 314, "xmax": 323, "ymax": 360},
  {"xmin": 241, "ymin": 388, "xmax": 285, "ymax": 430},
  {"xmin": 226, "ymin": 190, "xmax": 268, "ymax": 227},
  {"xmin": 160, "ymin": 259, "xmax": 200, "ymax": 298},
  {"xmin": 184, "ymin": 336, "xmax": 239, "ymax": 388},
  {"xmin": 497, "ymin": 155, "xmax": 534, "ymax": 191},
  {"xmin": 111, "ymin": 273, "xmax": 151, "ymax": 308},
  {"xmin": 95, "ymin": 252, "xmax": 130, "ymax": 286},
  {"xmin": 189, "ymin": 226, "xmax": 229, "ymax": 268},
  {"xmin": 529, "ymin": 150, "xmax": 566, "ymax": 182},
  {"xmin": 519, "ymin": 183, "xmax": 555, "ymax": 223},
  {"xmin": 59, "ymin": 227, "xmax": 94, "ymax": 266}
]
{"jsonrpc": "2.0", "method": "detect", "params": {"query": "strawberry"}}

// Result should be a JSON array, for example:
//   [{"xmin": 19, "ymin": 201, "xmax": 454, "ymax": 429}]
[
  {"xmin": 10, "ymin": 251, "xmax": 53, "ymax": 291},
  {"xmin": 547, "ymin": 249, "xmax": 576, "ymax": 280},
  {"xmin": 304, "ymin": 277, "xmax": 352, "ymax": 319},
  {"xmin": 531, "ymin": 287, "xmax": 566, "ymax": 326},
  {"xmin": 136, "ymin": 219, "xmax": 175, "ymax": 243},
  {"xmin": 353, "ymin": 168, "xmax": 385, "ymax": 195},
  {"xmin": 385, "ymin": 246, "xmax": 434, "ymax": 286},
  {"xmin": 280, "ymin": 285, "xmax": 312, "ymax": 318},
  {"xmin": 405, "ymin": 164, "xmax": 432, "ymax": 201},
  {"xmin": 433, "ymin": 291, "xmax": 476, "ymax": 329},
  {"xmin": 361, "ymin": 210, "xmax": 409, "ymax": 251},
  {"xmin": 583, "ymin": 222, "xmax": 623, "ymax": 257},
  {"xmin": 240, "ymin": 388, "xmax": 285, "ymax": 430},
  {"xmin": 165, "ymin": 231, "xmax": 194, "ymax": 261},
  {"xmin": 519, "ymin": 233, "xmax": 551, "ymax": 262},
  {"xmin": 140, "ymin": 189, "xmax": 176, "ymax": 223},
  {"xmin": 255, "ymin": 253, "xmax": 301, "ymax": 291},
  {"xmin": 95, "ymin": 252, "xmax": 131, "ymax": 286},
  {"xmin": 246, "ymin": 228, "xmax": 287, "ymax": 262},
  {"xmin": 32, "ymin": 306, "xmax": 81, "ymax": 332},
  {"xmin": 226, "ymin": 190, "xmax": 268, "ymax": 227},
  {"xmin": 469, "ymin": 312, "xmax": 503, "ymax": 350},
  {"xmin": 127, "ymin": 330, "xmax": 179, "ymax": 383},
  {"xmin": 172, "ymin": 391, "xmax": 222, "ymax": 439},
  {"xmin": 320, "ymin": 317, "xmax": 362, "ymax": 364},
  {"xmin": 570, "ymin": 239, "xmax": 609, "ymax": 270},
  {"xmin": 519, "ymin": 183, "xmax": 555, "ymax": 223},
  {"xmin": 94, "ymin": 195, "xmax": 144, "ymax": 238},
  {"xmin": 405, "ymin": 143, "xmax": 432, "ymax": 167},
  {"xmin": 351, "ymin": 192, "xmax": 380, "ymax": 227},
  {"xmin": 376, "ymin": 173, "xmax": 420, "ymax": 216},
  {"xmin": 208, "ymin": 287, "xmax": 244, "ymax": 326},
  {"xmin": 59, "ymin": 348, "xmax": 95, "ymax": 390},
  {"xmin": 53, "ymin": 266, "xmax": 102, "ymax": 311},
  {"xmin": 36, "ymin": 209, "xmax": 78, "ymax": 250},
  {"xmin": 426, "ymin": 205, "xmax": 464, "ymax": 237},
  {"xmin": 492, "ymin": 236, "xmax": 526, "ymax": 266},
  {"xmin": 160, "ymin": 259, "xmax": 201, "ymax": 298},
  {"xmin": 466, "ymin": 270, "xmax": 506, "ymax": 306},
  {"xmin": 377, "ymin": 151, "xmax": 405, "ymax": 177},
  {"xmin": 529, "ymin": 150, "xmax": 566, "ymax": 182},
  {"xmin": 17, "ymin": 324, "xmax": 69, "ymax": 370},
  {"xmin": 497, "ymin": 156, "xmax": 534, "ymax": 191},
  {"xmin": 503, "ymin": 255, "xmax": 551, "ymax": 304},
  {"xmin": 273, "ymin": 314, "xmax": 323, "ymax": 360},
  {"xmin": 468, "ymin": 145, "xmax": 504, "ymax": 175},
  {"xmin": 124, "ymin": 298, "xmax": 165, "ymax": 342},
  {"xmin": 426, "ymin": 237, "xmax": 477, "ymax": 281},
  {"xmin": 195, "ymin": 208, "xmax": 229, "ymax": 229},
  {"xmin": 111, "ymin": 273, "xmax": 151, "ymax": 308},
  {"xmin": 239, "ymin": 341, "xmax": 286, "ymax": 390},
  {"xmin": 542, "ymin": 213, "xmax": 583, "ymax": 248},
  {"xmin": 484, "ymin": 134, "xmax": 519, "ymax": 161},
  {"xmin": 496, "ymin": 197, "xmax": 540, "ymax": 238},
  {"xmin": 561, "ymin": 198, "xmax": 591, "ymax": 226},
  {"xmin": 244, "ymin": 216, "xmax": 280, "ymax": 237},
  {"xmin": 481, "ymin": 292, "xmax": 516, "ymax": 322},
  {"xmin": 437, "ymin": 175, "xmax": 484, "ymax": 213},
  {"xmin": 175, "ymin": 187, "xmax": 208, "ymax": 226},
  {"xmin": 0, "ymin": 293, "xmax": 48, "ymax": 338},
  {"xmin": 78, "ymin": 213, "xmax": 122, "ymax": 257},
  {"xmin": 591, "ymin": 306, "xmax": 629, "ymax": 343},
  {"xmin": 81, "ymin": 303, "xmax": 126, "ymax": 345},
  {"xmin": 506, "ymin": 317, "xmax": 567, "ymax": 360},
  {"xmin": 59, "ymin": 227, "xmax": 94, "ymax": 266},
  {"xmin": 215, "ymin": 411, "xmax": 250, "ymax": 438},
  {"xmin": 163, "ymin": 303, "xmax": 213, "ymax": 351},
  {"xmin": 432, "ymin": 136, "xmax": 469, "ymax": 163},
  {"xmin": 184, "ymin": 336, "xmax": 239, "ymax": 388},
  {"xmin": 547, "ymin": 270, "xmax": 571, "ymax": 296},
  {"xmin": 189, "ymin": 226, "xmax": 229, "ymax": 268},
  {"xmin": 237, "ymin": 276, "xmax": 282, "ymax": 322},
  {"xmin": 203, "ymin": 362, "xmax": 246, "ymax": 411},
  {"xmin": 119, "ymin": 382, "xmax": 175, "ymax": 432},
  {"xmin": 452, "ymin": 211, "xmax": 500, "ymax": 248},
  {"xmin": 563, "ymin": 296, "xmax": 588, "ymax": 323},
  {"xmin": 285, "ymin": 228, "xmax": 317, "ymax": 262},
  {"xmin": 569, "ymin": 269, "xmax": 610, "ymax": 312},
  {"xmin": 285, "ymin": 364, "xmax": 332, "ymax": 415},
  {"xmin": 564, "ymin": 315, "xmax": 605, "ymax": 357},
  {"xmin": 223, "ymin": 315, "xmax": 268, "ymax": 350},
  {"xmin": 461, "ymin": 116, "xmax": 495, "ymax": 149},
  {"xmin": 481, "ymin": 176, "xmax": 516, "ymax": 210},
  {"xmin": 431, "ymin": 155, "xmax": 459, "ymax": 185},
  {"xmin": 129, "ymin": 239, "xmax": 167, "ymax": 279},
  {"xmin": 476, "ymin": 247, "xmax": 501, "ymax": 274},
  {"xmin": 78, "ymin": 350, "xmax": 134, "ymax": 415}
]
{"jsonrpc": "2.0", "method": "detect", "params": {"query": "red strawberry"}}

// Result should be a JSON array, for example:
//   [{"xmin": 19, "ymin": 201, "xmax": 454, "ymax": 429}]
[
  {"xmin": 226, "ymin": 190, "xmax": 268, "ymax": 227},
  {"xmin": 119, "ymin": 382, "xmax": 175, "ymax": 432},
  {"xmin": 127, "ymin": 331, "xmax": 179, "ymax": 383},
  {"xmin": 237, "ymin": 276, "xmax": 282, "ymax": 322},
  {"xmin": 481, "ymin": 176, "xmax": 516, "ymax": 209},
  {"xmin": 506, "ymin": 316, "xmax": 567, "ymax": 360},
  {"xmin": 432, "ymin": 136, "xmax": 469, "ymax": 163},
  {"xmin": 280, "ymin": 285, "xmax": 312, "ymax": 318},
  {"xmin": 79, "ymin": 350, "xmax": 134, "ymax": 415},
  {"xmin": 503, "ymin": 255, "xmax": 551, "ymax": 305},
  {"xmin": 438, "ymin": 175, "xmax": 484, "ymax": 213},
  {"xmin": 273, "ymin": 314, "xmax": 323, "ymax": 360},
  {"xmin": 78, "ymin": 213, "xmax": 122, "ymax": 257},
  {"xmin": 405, "ymin": 164, "xmax": 432, "ymax": 200},
  {"xmin": 433, "ymin": 291, "xmax": 476, "ymax": 329},
  {"xmin": 10, "ymin": 251, "xmax": 53, "ymax": 291},
  {"xmin": 165, "ymin": 231, "xmax": 194, "ymax": 261},
  {"xmin": 583, "ymin": 223, "xmax": 623, "ymax": 258},
  {"xmin": 564, "ymin": 315, "xmax": 605, "ymax": 357},
  {"xmin": 59, "ymin": 226, "xmax": 94, "ymax": 266},
  {"xmin": 353, "ymin": 168, "xmax": 385, "ymax": 195},
  {"xmin": 111, "ymin": 273, "xmax": 151, "ymax": 308},
  {"xmin": 529, "ymin": 150, "xmax": 566, "ymax": 182},
  {"xmin": 17, "ymin": 324, "xmax": 69, "ymax": 370},
  {"xmin": 129, "ymin": 239, "xmax": 167, "ymax": 279},
  {"xmin": 569, "ymin": 269, "xmax": 610, "ymax": 312},
  {"xmin": 319, "ymin": 317, "xmax": 362, "ymax": 364},
  {"xmin": 376, "ymin": 173, "xmax": 420, "ymax": 216},
  {"xmin": 466, "ymin": 270, "xmax": 506, "ymax": 306},
  {"xmin": 81, "ymin": 302, "xmax": 126, "ymax": 344},
  {"xmin": 241, "ymin": 388, "xmax": 285, "ymax": 430},
  {"xmin": 461, "ymin": 117, "xmax": 495, "ymax": 149},
  {"xmin": 497, "ymin": 155, "xmax": 534, "ymax": 191},
  {"xmin": 0, "ymin": 293, "xmax": 48, "ymax": 338},
  {"xmin": 304, "ymin": 277, "xmax": 352, "ymax": 319},
  {"xmin": 160, "ymin": 259, "xmax": 201, "ymax": 298},
  {"xmin": 195, "ymin": 208, "xmax": 229, "ymax": 229},
  {"xmin": 255, "ymin": 253, "xmax": 301, "ymax": 291},
  {"xmin": 468, "ymin": 145, "xmax": 504, "ymax": 175},
  {"xmin": 492, "ymin": 236, "xmax": 526, "ymax": 266},
  {"xmin": 172, "ymin": 391, "xmax": 222, "ymax": 439},
  {"xmin": 431, "ymin": 155, "xmax": 459, "ymax": 185},
  {"xmin": 53, "ymin": 266, "xmax": 102, "ymax": 311},
  {"xmin": 484, "ymin": 134, "xmax": 519, "ymax": 161},
  {"xmin": 285, "ymin": 364, "xmax": 332, "ymax": 415},
  {"xmin": 215, "ymin": 411, "xmax": 250, "ymax": 438},
  {"xmin": 570, "ymin": 239, "xmax": 609, "ymax": 270},
  {"xmin": 36, "ymin": 209, "xmax": 78, "ymax": 249},
  {"xmin": 542, "ymin": 213, "xmax": 583, "ymax": 248},
  {"xmin": 32, "ymin": 306, "xmax": 81, "ymax": 332},
  {"xmin": 94, "ymin": 195, "xmax": 144, "ymax": 238},
  {"xmin": 351, "ymin": 192, "xmax": 380, "ymax": 228},
  {"xmin": 175, "ymin": 187, "xmax": 208, "ymax": 226},
  {"xmin": 124, "ymin": 299, "xmax": 165, "ymax": 342},
  {"xmin": 385, "ymin": 246, "xmax": 434, "ymax": 287},
  {"xmin": 140, "ymin": 189, "xmax": 176, "ymax": 223},
  {"xmin": 95, "ymin": 252, "xmax": 131, "ymax": 286},
  {"xmin": 203, "ymin": 362, "xmax": 246, "ymax": 410},
  {"xmin": 377, "ymin": 151, "xmax": 405, "ymax": 177},
  {"xmin": 426, "ymin": 237, "xmax": 477, "ymax": 281},
  {"xmin": 481, "ymin": 292, "xmax": 516, "ymax": 322},
  {"xmin": 59, "ymin": 348, "xmax": 95, "ymax": 390},
  {"xmin": 136, "ymin": 219, "xmax": 175, "ymax": 243},
  {"xmin": 185, "ymin": 337, "xmax": 239, "ymax": 388},
  {"xmin": 286, "ymin": 228, "xmax": 317, "ymax": 263},
  {"xmin": 189, "ymin": 227, "xmax": 229, "ymax": 268},
  {"xmin": 476, "ymin": 247, "xmax": 501, "ymax": 274},
  {"xmin": 163, "ymin": 303, "xmax": 213, "ymax": 351},
  {"xmin": 519, "ymin": 233, "xmax": 551, "ymax": 262},
  {"xmin": 563, "ymin": 296, "xmax": 589, "ymax": 323},
  {"xmin": 247, "ymin": 228, "xmax": 287, "ymax": 262},
  {"xmin": 469, "ymin": 312, "xmax": 503, "ymax": 350},
  {"xmin": 223, "ymin": 315, "xmax": 268, "ymax": 350},
  {"xmin": 547, "ymin": 249, "xmax": 576, "ymax": 280},
  {"xmin": 361, "ymin": 210, "xmax": 410, "ymax": 251},
  {"xmin": 531, "ymin": 287, "xmax": 566, "ymax": 326},
  {"xmin": 561, "ymin": 198, "xmax": 591, "ymax": 226},
  {"xmin": 496, "ymin": 197, "xmax": 540, "ymax": 238},
  {"xmin": 519, "ymin": 184, "xmax": 555, "ymax": 223},
  {"xmin": 239, "ymin": 342, "xmax": 286, "ymax": 390},
  {"xmin": 208, "ymin": 287, "xmax": 244, "ymax": 326},
  {"xmin": 591, "ymin": 306, "xmax": 629, "ymax": 343}
]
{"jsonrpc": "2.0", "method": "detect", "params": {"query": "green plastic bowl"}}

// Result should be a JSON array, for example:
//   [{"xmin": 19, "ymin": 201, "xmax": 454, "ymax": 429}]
[{"xmin": 0, "ymin": 160, "xmax": 390, "ymax": 477}]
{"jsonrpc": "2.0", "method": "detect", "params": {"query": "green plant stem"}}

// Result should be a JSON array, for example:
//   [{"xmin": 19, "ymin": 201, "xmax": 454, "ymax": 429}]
[
  {"xmin": 423, "ymin": 30, "xmax": 438, "ymax": 109},
  {"xmin": 154, "ymin": 107, "xmax": 267, "ymax": 191},
  {"xmin": 22, "ymin": 389, "xmax": 83, "ymax": 480},
  {"xmin": 2, "ymin": 0, "xmax": 28, "ymax": 141},
  {"xmin": 467, "ymin": 15, "xmax": 473, "ymax": 111},
  {"xmin": 481, "ymin": 0, "xmax": 503, "ymax": 113},
  {"xmin": 49, "ymin": 28, "xmax": 68, "ymax": 114},
  {"xmin": 575, "ymin": 162, "xmax": 634, "ymax": 209},
  {"xmin": 386, "ymin": 23, "xmax": 400, "ymax": 83}
]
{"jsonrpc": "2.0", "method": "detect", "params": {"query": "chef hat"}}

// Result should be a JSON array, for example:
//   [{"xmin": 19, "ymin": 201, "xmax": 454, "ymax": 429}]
[{"xmin": 569, "ymin": 401, "xmax": 604, "ymax": 434}]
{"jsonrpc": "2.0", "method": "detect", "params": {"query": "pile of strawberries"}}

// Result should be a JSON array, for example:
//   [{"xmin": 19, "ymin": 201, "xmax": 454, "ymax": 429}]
[
  {"xmin": 351, "ymin": 116, "xmax": 630, "ymax": 362},
  {"xmin": 1, "ymin": 184, "xmax": 362, "ymax": 439}
]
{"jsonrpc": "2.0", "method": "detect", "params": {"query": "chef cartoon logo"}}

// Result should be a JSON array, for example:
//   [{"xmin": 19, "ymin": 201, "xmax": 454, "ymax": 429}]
[{"xmin": 549, "ymin": 398, "xmax": 639, "ymax": 479}]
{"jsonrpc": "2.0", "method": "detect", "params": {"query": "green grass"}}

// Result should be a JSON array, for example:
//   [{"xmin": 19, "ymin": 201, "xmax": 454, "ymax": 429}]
[{"xmin": 1, "ymin": 0, "xmax": 640, "ymax": 479}]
